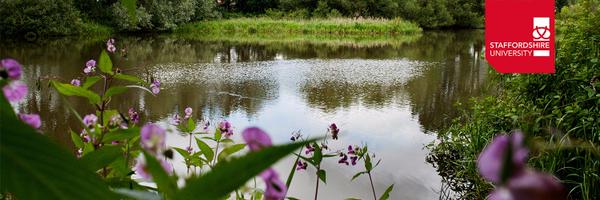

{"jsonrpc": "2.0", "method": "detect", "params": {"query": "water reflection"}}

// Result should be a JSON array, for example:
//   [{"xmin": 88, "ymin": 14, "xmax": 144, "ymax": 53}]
[{"xmin": 0, "ymin": 30, "xmax": 488, "ymax": 199}]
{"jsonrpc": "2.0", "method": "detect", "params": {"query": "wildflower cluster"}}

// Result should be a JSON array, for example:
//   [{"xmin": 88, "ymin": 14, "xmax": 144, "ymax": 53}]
[{"xmin": 1, "ymin": 58, "xmax": 41, "ymax": 129}]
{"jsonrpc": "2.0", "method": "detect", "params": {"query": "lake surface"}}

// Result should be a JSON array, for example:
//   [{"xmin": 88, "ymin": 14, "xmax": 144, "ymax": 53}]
[{"xmin": 1, "ymin": 30, "xmax": 488, "ymax": 199}]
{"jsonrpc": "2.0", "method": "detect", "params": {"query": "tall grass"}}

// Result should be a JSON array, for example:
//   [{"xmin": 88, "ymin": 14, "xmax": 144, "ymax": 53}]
[{"xmin": 175, "ymin": 17, "xmax": 422, "ymax": 35}]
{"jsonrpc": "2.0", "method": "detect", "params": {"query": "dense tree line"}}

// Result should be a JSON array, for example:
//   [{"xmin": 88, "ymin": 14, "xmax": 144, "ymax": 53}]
[
  {"xmin": 220, "ymin": 0, "xmax": 484, "ymax": 28},
  {"xmin": 8, "ymin": 0, "xmax": 578, "ymax": 37}
]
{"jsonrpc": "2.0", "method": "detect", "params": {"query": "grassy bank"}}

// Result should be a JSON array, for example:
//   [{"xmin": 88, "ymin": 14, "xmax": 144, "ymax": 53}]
[
  {"xmin": 175, "ymin": 18, "xmax": 422, "ymax": 36},
  {"xmin": 174, "ymin": 31, "xmax": 421, "ymax": 48},
  {"xmin": 427, "ymin": 1, "xmax": 600, "ymax": 199}
]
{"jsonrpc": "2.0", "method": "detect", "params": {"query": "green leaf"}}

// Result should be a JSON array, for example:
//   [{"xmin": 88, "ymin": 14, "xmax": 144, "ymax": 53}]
[
  {"xmin": 114, "ymin": 73, "xmax": 144, "ymax": 84},
  {"xmin": 82, "ymin": 142, "xmax": 95, "ymax": 156},
  {"xmin": 351, "ymin": 171, "xmax": 367, "ymax": 181},
  {"xmin": 365, "ymin": 154, "xmax": 373, "ymax": 172},
  {"xmin": 286, "ymin": 148, "xmax": 304, "ymax": 188},
  {"xmin": 254, "ymin": 190, "xmax": 263, "ymax": 200},
  {"xmin": 108, "ymin": 156, "xmax": 131, "ymax": 177},
  {"xmin": 297, "ymin": 154, "xmax": 317, "ymax": 166},
  {"xmin": 113, "ymin": 188, "xmax": 162, "ymax": 200},
  {"xmin": 0, "ymin": 95, "xmax": 119, "ymax": 200},
  {"xmin": 215, "ymin": 128, "xmax": 222, "ymax": 141},
  {"xmin": 142, "ymin": 152, "xmax": 177, "ymax": 197},
  {"xmin": 98, "ymin": 50, "xmax": 114, "ymax": 75},
  {"xmin": 51, "ymin": 81, "xmax": 101, "ymax": 104},
  {"xmin": 104, "ymin": 86, "xmax": 128, "ymax": 99},
  {"xmin": 217, "ymin": 144, "xmax": 246, "ymax": 161},
  {"xmin": 70, "ymin": 130, "xmax": 84, "ymax": 149},
  {"xmin": 174, "ymin": 139, "xmax": 316, "ymax": 200},
  {"xmin": 378, "ymin": 184, "xmax": 394, "ymax": 200},
  {"xmin": 196, "ymin": 138, "xmax": 214, "ymax": 162},
  {"xmin": 317, "ymin": 169, "xmax": 327, "ymax": 184},
  {"xmin": 102, "ymin": 127, "xmax": 140, "ymax": 143},
  {"xmin": 186, "ymin": 118, "xmax": 196, "ymax": 133},
  {"xmin": 82, "ymin": 76, "xmax": 102, "ymax": 89},
  {"xmin": 313, "ymin": 144, "xmax": 323, "ymax": 164},
  {"xmin": 174, "ymin": 147, "xmax": 191, "ymax": 158},
  {"xmin": 220, "ymin": 138, "xmax": 234, "ymax": 143},
  {"xmin": 80, "ymin": 145, "xmax": 123, "ymax": 172},
  {"xmin": 100, "ymin": 109, "xmax": 119, "ymax": 126}
]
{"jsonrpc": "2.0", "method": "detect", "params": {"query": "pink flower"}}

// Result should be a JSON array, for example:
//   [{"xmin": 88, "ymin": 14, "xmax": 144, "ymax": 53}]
[
  {"xmin": 488, "ymin": 170, "xmax": 566, "ymax": 200},
  {"xmin": 184, "ymin": 107, "xmax": 193, "ymax": 119},
  {"xmin": 82, "ymin": 114, "xmax": 98, "ymax": 127},
  {"xmin": 242, "ymin": 127, "xmax": 271, "ymax": 151},
  {"xmin": 140, "ymin": 123, "xmax": 166, "ymax": 154},
  {"xmin": 1, "ymin": 58, "xmax": 22, "ymax": 80},
  {"xmin": 171, "ymin": 114, "xmax": 181, "ymax": 125},
  {"xmin": 329, "ymin": 123, "xmax": 339, "ymax": 140},
  {"xmin": 71, "ymin": 79, "xmax": 81, "ymax": 86},
  {"xmin": 84, "ymin": 60, "xmax": 96, "ymax": 74},
  {"xmin": 107, "ymin": 45, "xmax": 116, "ymax": 53},
  {"xmin": 304, "ymin": 144, "xmax": 314, "ymax": 154},
  {"xmin": 106, "ymin": 38, "xmax": 115, "ymax": 46},
  {"xmin": 242, "ymin": 128, "xmax": 287, "ymax": 199},
  {"xmin": 2, "ymin": 81, "xmax": 28, "ymax": 102},
  {"xmin": 296, "ymin": 160, "xmax": 307, "ymax": 171},
  {"xmin": 19, "ymin": 113, "xmax": 41, "ymax": 129},
  {"xmin": 338, "ymin": 153, "xmax": 349, "ymax": 165},
  {"xmin": 260, "ymin": 169, "xmax": 288, "ymax": 200},
  {"xmin": 478, "ymin": 131, "xmax": 566, "ymax": 200},
  {"xmin": 128, "ymin": 108, "xmax": 140, "ymax": 124},
  {"xmin": 86, "ymin": 59, "xmax": 96, "ymax": 68},
  {"xmin": 150, "ymin": 80, "xmax": 160, "ymax": 95},
  {"xmin": 477, "ymin": 132, "xmax": 528, "ymax": 183},
  {"xmin": 219, "ymin": 120, "xmax": 234, "ymax": 138}
]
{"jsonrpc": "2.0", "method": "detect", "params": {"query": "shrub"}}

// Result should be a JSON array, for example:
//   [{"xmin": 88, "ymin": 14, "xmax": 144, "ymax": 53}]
[
  {"xmin": 427, "ymin": 0, "xmax": 600, "ymax": 199},
  {"xmin": 0, "ymin": 0, "xmax": 83, "ymax": 37}
]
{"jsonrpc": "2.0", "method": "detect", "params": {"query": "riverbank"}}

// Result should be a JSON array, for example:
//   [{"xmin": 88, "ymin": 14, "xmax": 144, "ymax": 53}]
[
  {"xmin": 175, "ymin": 18, "xmax": 422, "ymax": 36},
  {"xmin": 426, "ymin": 1, "xmax": 600, "ymax": 199}
]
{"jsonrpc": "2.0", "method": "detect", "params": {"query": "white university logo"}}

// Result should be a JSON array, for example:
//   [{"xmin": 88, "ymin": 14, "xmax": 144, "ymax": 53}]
[{"xmin": 532, "ymin": 17, "xmax": 551, "ymax": 41}]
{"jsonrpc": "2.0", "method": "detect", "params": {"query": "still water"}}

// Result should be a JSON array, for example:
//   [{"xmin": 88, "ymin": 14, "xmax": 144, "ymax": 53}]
[{"xmin": 1, "ymin": 30, "xmax": 488, "ymax": 199}]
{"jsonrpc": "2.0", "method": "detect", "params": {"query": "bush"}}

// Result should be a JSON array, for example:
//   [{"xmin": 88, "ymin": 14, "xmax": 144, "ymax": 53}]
[
  {"xmin": 193, "ymin": 0, "xmax": 222, "ymax": 20},
  {"xmin": 110, "ymin": 2, "xmax": 153, "ymax": 31},
  {"xmin": 0, "ymin": 0, "xmax": 83, "ymax": 37},
  {"xmin": 428, "ymin": 0, "xmax": 600, "ymax": 199}
]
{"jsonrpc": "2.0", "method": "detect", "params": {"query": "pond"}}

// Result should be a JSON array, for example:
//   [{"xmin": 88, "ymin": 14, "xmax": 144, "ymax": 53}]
[{"xmin": 1, "ymin": 30, "xmax": 488, "ymax": 199}]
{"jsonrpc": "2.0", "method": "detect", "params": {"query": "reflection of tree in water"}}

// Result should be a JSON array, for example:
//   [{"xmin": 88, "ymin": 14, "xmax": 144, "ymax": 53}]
[
  {"xmin": 297, "ymin": 31, "xmax": 489, "ymax": 132},
  {"xmin": 404, "ymin": 30, "xmax": 489, "ymax": 131},
  {"xmin": 301, "ymin": 81, "xmax": 405, "ymax": 112},
  {"xmin": 2, "ymin": 31, "xmax": 488, "ymax": 147}
]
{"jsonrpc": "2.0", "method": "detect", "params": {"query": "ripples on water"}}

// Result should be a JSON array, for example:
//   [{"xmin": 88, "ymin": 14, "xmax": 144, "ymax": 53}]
[{"xmin": 1, "ymin": 30, "xmax": 488, "ymax": 199}]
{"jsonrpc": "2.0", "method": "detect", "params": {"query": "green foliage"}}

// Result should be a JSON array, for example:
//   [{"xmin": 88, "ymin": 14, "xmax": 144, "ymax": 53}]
[
  {"xmin": 0, "ymin": 0, "xmax": 87, "ymax": 37},
  {"xmin": 378, "ymin": 184, "xmax": 394, "ymax": 200},
  {"xmin": 427, "ymin": 0, "xmax": 600, "ymax": 199},
  {"xmin": 51, "ymin": 81, "xmax": 101, "ymax": 104},
  {"xmin": 80, "ymin": 145, "xmax": 123, "ymax": 172},
  {"xmin": 0, "ymin": 95, "xmax": 119, "ymax": 200},
  {"xmin": 177, "ymin": 18, "xmax": 422, "ymax": 36},
  {"xmin": 174, "ymin": 140, "xmax": 314, "ymax": 200}
]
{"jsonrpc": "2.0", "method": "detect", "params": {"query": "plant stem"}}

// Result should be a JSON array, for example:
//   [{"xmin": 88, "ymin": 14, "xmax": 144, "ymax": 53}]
[
  {"xmin": 368, "ymin": 172, "xmax": 377, "ymax": 200},
  {"xmin": 213, "ymin": 140, "xmax": 221, "ymax": 166},
  {"xmin": 314, "ymin": 164, "xmax": 321, "ymax": 200},
  {"xmin": 187, "ymin": 133, "xmax": 192, "ymax": 174}
]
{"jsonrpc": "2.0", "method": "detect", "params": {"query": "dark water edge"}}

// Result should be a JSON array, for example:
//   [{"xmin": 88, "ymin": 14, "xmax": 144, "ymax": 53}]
[{"xmin": 0, "ymin": 30, "xmax": 490, "ymax": 199}]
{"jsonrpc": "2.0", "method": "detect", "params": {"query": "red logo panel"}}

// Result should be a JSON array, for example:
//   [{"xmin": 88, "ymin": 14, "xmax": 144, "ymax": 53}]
[{"xmin": 485, "ymin": 0, "xmax": 555, "ymax": 74}]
